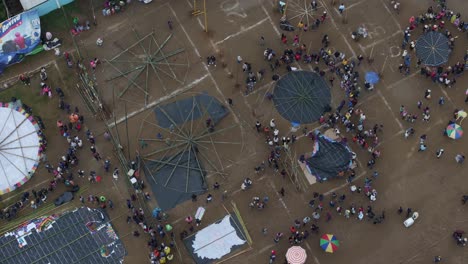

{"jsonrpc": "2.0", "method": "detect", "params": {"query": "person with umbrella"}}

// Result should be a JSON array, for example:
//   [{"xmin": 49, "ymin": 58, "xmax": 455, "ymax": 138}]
[{"xmin": 320, "ymin": 234, "xmax": 339, "ymax": 253}]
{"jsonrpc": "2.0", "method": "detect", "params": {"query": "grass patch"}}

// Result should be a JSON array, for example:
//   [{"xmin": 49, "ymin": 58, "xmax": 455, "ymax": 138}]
[
  {"xmin": 0, "ymin": 83, "xmax": 49, "ymax": 109},
  {"xmin": 0, "ymin": 66, "xmax": 67, "ymax": 132},
  {"xmin": 40, "ymin": 1, "xmax": 83, "ymax": 32},
  {"xmin": 0, "ymin": 3, "xmax": 7, "ymax": 22}
]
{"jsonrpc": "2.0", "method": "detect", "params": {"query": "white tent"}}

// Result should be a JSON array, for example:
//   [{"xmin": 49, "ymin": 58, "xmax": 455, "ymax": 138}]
[{"xmin": 0, "ymin": 104, "xmax": 41, "ymax": 194}]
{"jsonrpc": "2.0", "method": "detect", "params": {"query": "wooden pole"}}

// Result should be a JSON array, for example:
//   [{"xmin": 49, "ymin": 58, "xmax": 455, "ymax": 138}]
[{"xmin": 124, "ymin": 102, "xmax": 131, "ymax": 160}]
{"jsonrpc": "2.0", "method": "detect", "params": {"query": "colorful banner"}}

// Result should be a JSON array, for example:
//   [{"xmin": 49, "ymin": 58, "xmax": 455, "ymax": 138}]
[{"xmin": 0, "ymin": 10, "xmax": 41, "ymax": 73}]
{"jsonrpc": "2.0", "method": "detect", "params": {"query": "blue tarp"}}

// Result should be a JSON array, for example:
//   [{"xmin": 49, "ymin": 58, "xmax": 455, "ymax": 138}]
[
  {"xmin": 306, "ymin": 131, "xmax": 353, "ymax": 181},
  {"xmin": 0, "ymin": 10, "xmax": 41, "ymax": 73},
  {"xmin": 154, "ymin": 93, "xmax": 228, "ymax": 128}
]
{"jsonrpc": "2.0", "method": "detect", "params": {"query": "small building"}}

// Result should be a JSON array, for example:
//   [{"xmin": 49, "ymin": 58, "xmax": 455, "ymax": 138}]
[{"xmin": 3, "ymin": 0, "xmax": 74, "ymax": 17}]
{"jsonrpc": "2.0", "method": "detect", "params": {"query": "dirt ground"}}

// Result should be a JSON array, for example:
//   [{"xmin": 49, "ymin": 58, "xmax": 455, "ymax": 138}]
[{"xmin": 1, "ymin": 0, "xmax": 468, "ymax": 263}]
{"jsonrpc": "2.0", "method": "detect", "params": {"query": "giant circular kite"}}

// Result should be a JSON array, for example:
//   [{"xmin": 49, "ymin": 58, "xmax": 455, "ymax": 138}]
[{"xmin": 0, "ymin": 102, "xmax": 41, "ymax": 195}]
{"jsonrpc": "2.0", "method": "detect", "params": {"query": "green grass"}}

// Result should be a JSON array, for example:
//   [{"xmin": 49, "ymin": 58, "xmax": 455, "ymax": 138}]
[
  {"xmin": 0, "ymin": 83, "xmax": 49, "ymax": 108},
  {"xmin": 40, "ymin": 1, "xmax": 82, "ymax": 32},
  {"xmin": 0, "ymin": 4, "xmax": 7, "ymax": 22}
]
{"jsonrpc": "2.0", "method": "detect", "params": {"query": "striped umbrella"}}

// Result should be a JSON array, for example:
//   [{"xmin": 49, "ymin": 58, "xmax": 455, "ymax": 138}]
[
  {"xmin": 446, "ymin": 123, "xmax": 463, "ymax": 139},
  {"xmin": 286, "ymin": 246, "xmax": 307, "ymax": 264},
  {"xmin": 320, "ymin": 234, "xmax": 339, "ymax": 253}
]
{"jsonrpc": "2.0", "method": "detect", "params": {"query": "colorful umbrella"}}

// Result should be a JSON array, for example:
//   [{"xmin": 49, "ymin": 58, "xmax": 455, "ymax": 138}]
[
  {"xmin": 365, "ymin": 71, "xmax": 380, "ymax": 84},
  {"xmin": 446, "ymin": 123, "xmax": 463, "ymax": 139},
  {"xmin": 320, "ymin": 234, "xmax": 339, "ymax": 253},
  {"xmin": 286, "ymin": 246, "xmax": 307, "ymax": 264}
]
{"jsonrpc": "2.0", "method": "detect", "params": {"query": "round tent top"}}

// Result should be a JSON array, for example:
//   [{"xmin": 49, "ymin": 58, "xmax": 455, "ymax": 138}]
[
  {"xmin": 0, "ymin": 103, "xmax": 41, "ymax": 195},
  {"xmin": 415, "ymin": 31, "xmax": 451, "ymax": 66},
  {"xmin": 273, "ymin": 71, "xmax": 331, "ymax": 124}
]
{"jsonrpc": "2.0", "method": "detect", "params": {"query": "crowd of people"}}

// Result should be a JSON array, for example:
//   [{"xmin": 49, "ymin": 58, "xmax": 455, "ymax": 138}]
[
  {"xmin": 398, "ymin": 4, "xmax": 467, "ymax": 87},
  {"xmin": 226, "ymin": 2, "xmax": 468, "ymax": 263}
]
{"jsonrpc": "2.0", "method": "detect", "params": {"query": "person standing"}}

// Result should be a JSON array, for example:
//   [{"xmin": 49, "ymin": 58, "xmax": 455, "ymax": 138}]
[
  {"xmin": 260, "ymin": 36, "xmax": 265, "ymax": 46},
  {"xmin": 438, "ymin": 97, "xmax": 445, "ymax": 105},
  {"xmin": 255, "ymin": 121, "xmax": 262, "ymax": 132},
  {"xmin": 270, "ymin": 119, "xmax": 276, "ymax": 129},
  {"xmin": 338, "ymin": 3, "xmax": 345, "ymax": 14},
  {"xmin": 455, "ymin": 154, "xmax": 465, "ymax": 164}
]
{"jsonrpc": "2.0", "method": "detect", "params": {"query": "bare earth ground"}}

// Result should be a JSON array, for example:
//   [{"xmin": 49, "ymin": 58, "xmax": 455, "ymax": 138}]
[{"xmin": 1, "ymin": 0, "xmax": 468, "ymax": 264}]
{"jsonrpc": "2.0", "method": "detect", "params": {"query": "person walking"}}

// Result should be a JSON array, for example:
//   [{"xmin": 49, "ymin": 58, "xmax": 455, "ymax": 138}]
[
  {"xmin": 436, "ymin": 149, "xmax": 444, "ymax": 158},
  {"xmin": 279, "ymin": 187, "xmax": 285, "ymax": 197}
]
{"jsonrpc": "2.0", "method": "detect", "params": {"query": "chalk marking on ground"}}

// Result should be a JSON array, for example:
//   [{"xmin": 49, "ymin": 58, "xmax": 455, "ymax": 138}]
[
  {"xmin": 314, "ymin": 256, "xmax": 321, "ymax": 264},
  {"xmin": 347, "ymin": 0, "xmax": 367, "ymax": 10},
  {"xmin": 384, "ymin": 71, "xmax": 418, "ymax": 90},
  {"xmin": 374, "ymin": 130, "xmax": 404, "ymax": 149},
  {"xmin": 318, "ymin": 0, "xmax": 357, "ymax": 58},
  {"xmin": 268, "ymin": 181, "xmax": 293, "ymax": 219},
  {"xmin": 261, "ymin": 5, "xmax": 281, "ymax": 37},
  {"xmin": 169, "ymin": 5, "xmax": 200, "ymax": 57},
  {"xmin": 379, "ymin": 0, "xmax": 402, "ymax": 31},
  {"xmin": 170, "ymin": 4, "xmax": 241, "ymax": 126},
  {"xmin": 109, "ymin": 74, "xmax": 208, "ymax": 127},
  {"xmin": 185, "ymin": 0, "xmax": 208, "ymax": 31},
  {"xmin": 245, "ymin": 80, "xmax": 275, "ymax": 96},
  {"xmin": 437, "ymin": 83, "xmax": 456, "ymax": 107},
  {"xmin": 361, "ymin": 31, "xmax": 403, "ymax": 50},
  {"xmin": 324, "ymin": 171, "xmax": 367, "ymax": 195},
  {"xmin": 377, "ymin": 89, "xmax": 404, "ymax": 130},
  {"xmin": 258, "ymin": 244, "xmax": 276, "ymax": 254},
  {"xmin": 215, "ymin": 18, "xmax": 269, "ymax": 45},
  {"xmin": 400, "ymin": 233, "xmax": 451, "ymax": 264},
  {"xmin": 341, "ymin": 35, "xmax": 357, "ymax": 58}
]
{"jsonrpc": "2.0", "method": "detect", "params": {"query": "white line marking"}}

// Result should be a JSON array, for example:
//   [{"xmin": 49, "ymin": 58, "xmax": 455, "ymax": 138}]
[
  {"xmin": 261, "ymin": 5, "xmax": 281, "ymax": 36},
  {"xmin": 437, "ymin": 83, "xmax": 456, "ymax": 107},
  {"xmin": 269, "ymin": 181, "xmax": 293, "ymax": 219},
  {"xmin": 361, "ymin": 31, "xmax": 403, "ymax": 50},
  {"xmin": 379, "ymin": 0, "xmax": 402, "ymax": 31},
  {"xmin": 385, "ymin": 71, "xmax": 418, "ymax": 90},
  {"xmin": 377, "ymin": 89, "xmax": 404, "ymax": 130},
  {"xmin": 259, "ymin": 245, "xmax": 276, "ymax": 254},
  {"xmin": 314, "ymin": 256, "xmax": 321, "ymax": 264},
  {"xmin": 347, "ymin": 0, "xmax": 367, "ymax": 10},
  {"xmin": 109, "ymin": 74, "xmax": 208, "ymax": 127},
  {"xmin": 215, "ymin": 18, "xmax": 269, "ymax": 45},
  {"xmin": 170, "ymin": 5, "xmax": 200, "ymax": 57},
  {"xmin": 342, "ymin": 34, "xmax": 357, "ymax": 58},
  {"xmin": 169, "ymin": 4, "xmax": 240, "ymax": 125},
  {"xmin": 318, "ymin": 0, "xmax": 357, "ymax": 58},
  {"xmin": 324, "ymin": 171, "xmax": 367, "ymax": 195}
]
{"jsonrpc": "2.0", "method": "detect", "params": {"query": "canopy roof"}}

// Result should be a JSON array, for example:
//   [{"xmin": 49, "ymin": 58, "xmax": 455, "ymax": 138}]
[
  {"xmin": 0, "ymin": 102, "xmax": 41, "ymax": 195},
  {"xmin": 415, "ymin": 31, "xmax": 451, "ymax": 66},
  {"xmin": 306, "ymin": 132, "xmax": 352, "ymax": 181},
  {"xmin": 273, "ymin": 71, "xmax": 331, "ymax": 124},
  {"xmin": 141, "ymin": 93, "xmax": 238, "ymax": 210}
]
